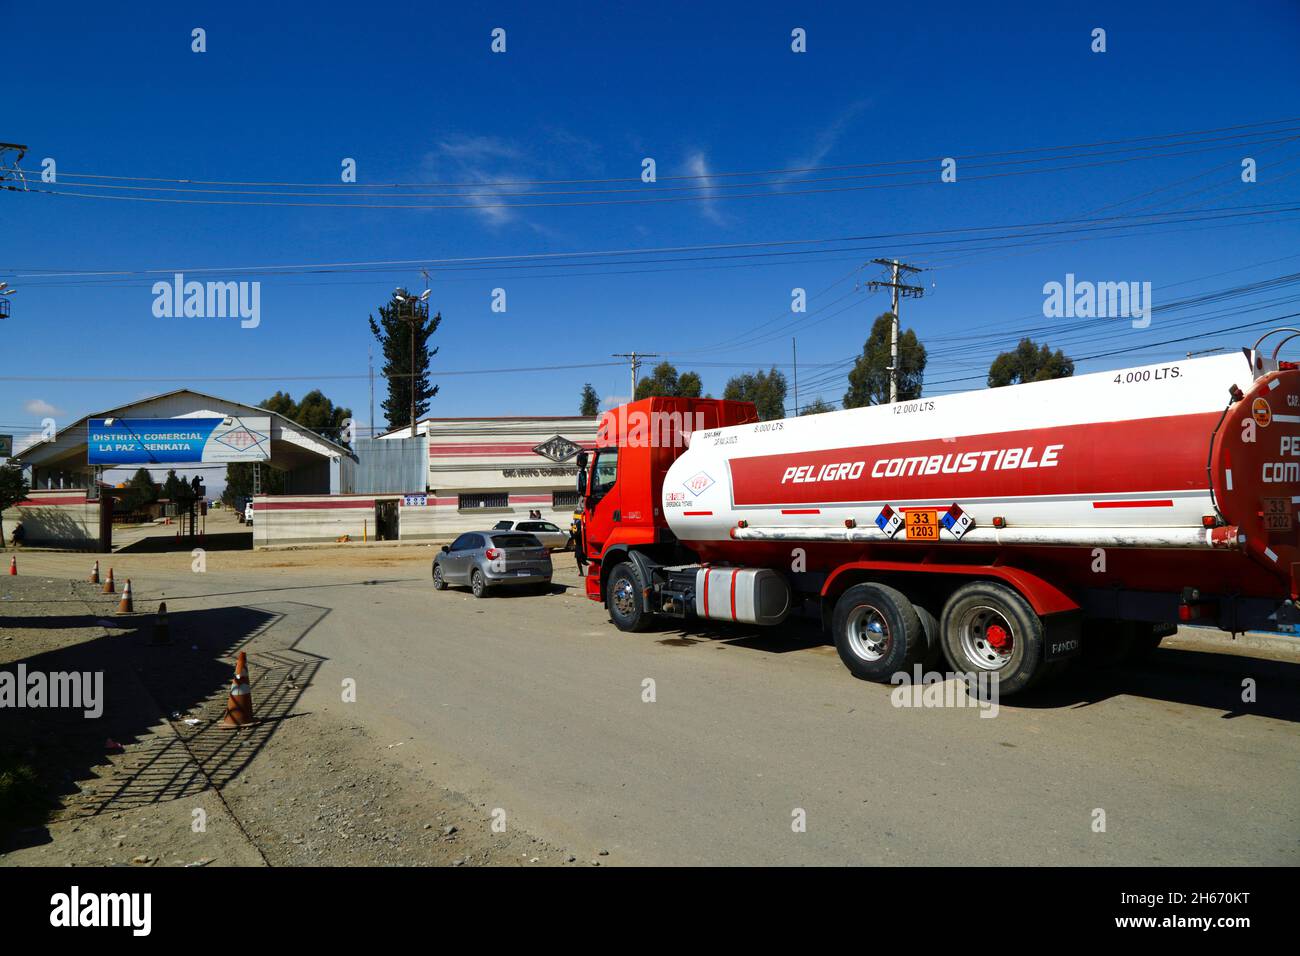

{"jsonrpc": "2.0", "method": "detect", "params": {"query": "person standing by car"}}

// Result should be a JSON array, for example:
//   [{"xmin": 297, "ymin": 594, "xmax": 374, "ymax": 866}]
[{"xmin": 571, "ymin": 507, "xmax": 586, "ymax": 572}]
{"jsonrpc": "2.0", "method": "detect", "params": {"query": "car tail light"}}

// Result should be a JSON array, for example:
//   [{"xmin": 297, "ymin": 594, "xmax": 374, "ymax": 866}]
[{"xmin": 485, "ymin": 548, "xmax": 500, "ymax": 560}]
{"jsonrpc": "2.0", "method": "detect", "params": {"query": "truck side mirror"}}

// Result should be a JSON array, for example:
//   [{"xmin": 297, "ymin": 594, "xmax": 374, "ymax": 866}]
[{"xmin": 576, "ymin": 469, "xmax": 587, "ymax": 496}]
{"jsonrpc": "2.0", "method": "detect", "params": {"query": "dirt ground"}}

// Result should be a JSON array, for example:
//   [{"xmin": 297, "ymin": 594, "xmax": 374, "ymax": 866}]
[{"xmin": 0, "ymin": 566, "xmax": 586, "ymax": 867}]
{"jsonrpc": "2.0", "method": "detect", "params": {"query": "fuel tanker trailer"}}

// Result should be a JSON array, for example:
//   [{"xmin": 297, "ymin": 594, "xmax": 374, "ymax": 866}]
[{"xmin": 574, "ymin": 330, "xmax": 1300, "ymax": 694}]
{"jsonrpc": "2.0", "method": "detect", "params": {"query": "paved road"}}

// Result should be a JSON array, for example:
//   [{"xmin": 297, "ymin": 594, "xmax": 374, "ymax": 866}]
[{"xmin": 10, "ymin": 548, "xmax": 1299, "ymax": 865}]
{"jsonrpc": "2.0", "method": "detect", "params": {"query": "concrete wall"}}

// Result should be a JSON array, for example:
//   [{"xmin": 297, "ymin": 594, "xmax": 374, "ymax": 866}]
[
  {"xmin": 398, "ymin": 492, "xmax": 575, "ymax": 541},
  {"xmin": 254, "ymin": 491, "xmax": 576, "ymax": 546},
  {"xmin": 252, "ymin": 494, "xmax": 383, "ymax": 546},
  {"xmin": 2, "ymin": 491, "xmax": 101, "ymax": 549}
]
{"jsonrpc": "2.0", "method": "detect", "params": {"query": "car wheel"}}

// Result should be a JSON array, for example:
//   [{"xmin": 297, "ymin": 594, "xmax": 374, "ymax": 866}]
[
  {"xmin": 432, "ymin": 562, "xmax": 447, "ymax": 590},
  {"xmin": 471, "ymin": 568, "xmax": 488, "ymax": 598}
]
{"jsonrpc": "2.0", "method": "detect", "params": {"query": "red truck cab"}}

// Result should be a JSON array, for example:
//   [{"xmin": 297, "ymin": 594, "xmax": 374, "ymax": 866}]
[{"xmin": 578, "ymin": 397, "xmax": 757, "ymax": 601}]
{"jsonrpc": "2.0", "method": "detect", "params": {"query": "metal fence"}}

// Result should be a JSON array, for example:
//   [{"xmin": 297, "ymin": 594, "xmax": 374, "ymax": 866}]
[{"xmin": 347, "ymin": 437, "xmax": 427, "ymax": 494}]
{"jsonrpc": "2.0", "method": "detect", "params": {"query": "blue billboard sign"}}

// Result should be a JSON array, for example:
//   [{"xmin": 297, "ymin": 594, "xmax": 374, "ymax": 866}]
[{"xmin": 88, "ymin": 417, "xmax": 271, "ymax": 465}]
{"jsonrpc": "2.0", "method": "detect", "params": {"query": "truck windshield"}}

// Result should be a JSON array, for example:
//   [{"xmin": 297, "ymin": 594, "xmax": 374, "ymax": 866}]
[{"xmin": 592, "ymin": 449, "xmax": 618, "ymax": 496}]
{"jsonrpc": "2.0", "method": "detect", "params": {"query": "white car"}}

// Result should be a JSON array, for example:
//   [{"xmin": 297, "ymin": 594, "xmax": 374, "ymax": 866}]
[{"xmin": 491, "ymin": 519, "xmax": 571, "ymax": 551}]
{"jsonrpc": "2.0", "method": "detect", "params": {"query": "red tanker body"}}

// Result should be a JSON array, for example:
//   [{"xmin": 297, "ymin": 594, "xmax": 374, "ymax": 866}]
[{"xmin": 576, "ymin": 332, "xmax": 1300, "ymax": 694}]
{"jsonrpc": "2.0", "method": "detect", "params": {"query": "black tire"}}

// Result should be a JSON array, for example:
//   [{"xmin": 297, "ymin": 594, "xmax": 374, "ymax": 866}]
[
  {"xmin": 939, "ymin": 581, "xmax": 1045, "ymax": 696},
  {"xmin": 606, "ymin": 562, "xmax": 651, "ymax": 632},
  {"xmin": 914, "ymin": 602, "xmax": 944, "ymax": 671},
  {"xmin": 470, "ymin": 568, "xmax": 489, "ymax": 599},
  {"xmin": 432, "ymin": 562, "xmax": 447, "ymax": 590},
  {"xmin": 831, "ymin": 583, "xmax": 927, "ymax": 683}
]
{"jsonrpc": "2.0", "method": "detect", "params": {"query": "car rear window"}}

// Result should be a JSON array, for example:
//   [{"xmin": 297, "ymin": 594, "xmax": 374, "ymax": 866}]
[{"xmin": 491, "ymin": 533, "xmax": 541, "ymax": 549}]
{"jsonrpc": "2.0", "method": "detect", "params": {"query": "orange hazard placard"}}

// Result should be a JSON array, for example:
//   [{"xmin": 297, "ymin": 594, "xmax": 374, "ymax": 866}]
[
  {"xmin": 905, "ymin": 509, "xmax": 939, "ymax": 540},
  {"xmin": 1262, "ymin": 497, "xmax": 1292, "ymax": 531}
]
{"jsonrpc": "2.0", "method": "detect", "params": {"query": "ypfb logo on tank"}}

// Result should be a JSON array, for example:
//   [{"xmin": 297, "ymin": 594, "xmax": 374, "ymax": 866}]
[
  {"xmin": 683, "ymin": 471, "xmax": 715, "ymax": 496},
  {"xmin": 1253, "ymin": 398, "xmax": 1272, "ymax": 427}
]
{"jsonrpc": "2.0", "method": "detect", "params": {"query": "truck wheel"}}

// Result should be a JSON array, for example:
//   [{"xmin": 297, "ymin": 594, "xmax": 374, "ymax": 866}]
[
  {"xmin": 606, "ymin": 562, "xmax": 651, "ymax": 632},
  {"xmin": 940, "ymin": 581, "xmax": 1045, "ymax": 696},
  {"xmin": 471, "ymin": 568, "xmax": 489, "ymax": 599},
  {"xmin": 832, "ymin": 583, "xmax": 926, "ymax": 683},
  {"xmin": 432, "ymin": 563, "xmax": 447, "ymax": 590},
  {"xmin": 914, "ymin": 602, "xmax": 944, "ymax": 670}
]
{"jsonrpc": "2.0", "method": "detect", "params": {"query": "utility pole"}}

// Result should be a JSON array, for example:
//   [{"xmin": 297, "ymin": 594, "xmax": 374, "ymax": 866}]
[
  {"xmin": 368, "ymin": 345, "xmax": 375, "ymax": 439},
  {"xmin": 792, "ymin": 338, "xmax": 798, "ymax": 416},
  {"xmin": 612, "ymin": 351, "xmax": 660, "ymax": 400},
  {"xmin": 867, "ymin": 258, "xmax": 925, "ymax": 403}
]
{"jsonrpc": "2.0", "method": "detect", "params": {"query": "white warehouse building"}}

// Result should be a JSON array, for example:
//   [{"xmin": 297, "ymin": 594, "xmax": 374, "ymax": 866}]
[{"xmin": 253, "ymin": 415, "xmax": 600, "ymax": 546}]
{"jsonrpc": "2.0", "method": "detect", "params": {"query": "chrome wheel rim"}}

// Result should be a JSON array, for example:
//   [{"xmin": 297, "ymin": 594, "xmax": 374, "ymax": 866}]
[
  {"xmin": 472, "ymin": 571, "xmax": 484, "ymax": 595},
  {"xmin": 845, "ymin": 604, "xmax": 891, "ymax": 662},
  {"xmin": 433, "ymin": 566, "xmax": 443, "ymax": 586},
  {"xmin": 611, "ymin": 577, "xmax": 636, "ymax": 617},
  {"xmin": 958, "ymin": 605, "xmax": 1015, "ymax": 670}
]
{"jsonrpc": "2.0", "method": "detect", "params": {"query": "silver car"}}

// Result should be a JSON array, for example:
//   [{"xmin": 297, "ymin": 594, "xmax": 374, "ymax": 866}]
[
  {"xmin": 433, "ymin": 530, "xmax": 553, "ymax": 597},
  {"xmin": 491, "ymin": 519, "xmax": 572, "ymax": 551}
]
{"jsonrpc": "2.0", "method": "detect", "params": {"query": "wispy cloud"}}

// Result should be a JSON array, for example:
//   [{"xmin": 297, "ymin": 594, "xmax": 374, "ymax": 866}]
[
  {"xmin": 779, "ymin": 100, "xmax": 872, "ymax": 184},
  {"xmin": 419, "ymin": 134, "xmax": 529, "ymax": 228},
  {"xmin": 23, "ymin": 398, "xmax": 61, "ymax": 417},
  {"xmin": 685, "ymin": 151, "xmax": 726, "ymax": 226}
]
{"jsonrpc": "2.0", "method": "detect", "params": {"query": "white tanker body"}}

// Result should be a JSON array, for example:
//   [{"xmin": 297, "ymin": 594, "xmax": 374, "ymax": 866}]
[{"xmin": 580, "ymin": 334, "xmax": 1300, "ymax": 694}]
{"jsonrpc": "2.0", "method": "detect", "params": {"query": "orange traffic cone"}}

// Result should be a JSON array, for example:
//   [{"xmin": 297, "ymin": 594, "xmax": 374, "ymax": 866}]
[
  {"xmin": 152, "ymin": 602, "xmax": 171, "ymax": 645},
  {"xmin": 116, "ymin": 579, "xmax": 133, "ymax": 614},
  {"xmin": 8, "ymin": 556, "xmax": 15, "ymax": 575},
  {"xmin": 220, "ymin": 652, "xmax": 255, "ymax": 728},
  {"xmin": 90, "ymin": 560, "xmax": 100, "ymax": 584},
  {"xmin": 101, "ymin": 567, "xmax": 115, "ymax": 594}
]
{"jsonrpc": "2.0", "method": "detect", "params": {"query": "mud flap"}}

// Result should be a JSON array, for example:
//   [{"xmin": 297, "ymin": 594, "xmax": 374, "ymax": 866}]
[{"xmin": 1044, "ymin": 612, "xmax": 1083, "ymax": 662}]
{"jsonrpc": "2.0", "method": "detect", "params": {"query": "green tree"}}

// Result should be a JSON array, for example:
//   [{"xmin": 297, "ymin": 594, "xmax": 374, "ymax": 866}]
[
  {"xmin": 161, "ymin": 469, "xmax": 185, "ymax": 503},
  {"xmin": 799, "ymin": 397, "xmax": 834, "ymax": 416},
  {"xmin": 844, "ymin": 313, "xmax": 927, "ymax": 408},
  {"xmin": 222, "ymin": 390, "xmax": 353, "ymax": 505},
  {"xmin": 634, "ymin": 362, "xmax": 704, "ymax": 400},
  {"xmin": 0, "ymin": 463, "xmax": 30, "ymax": 548},
  {"xmin": 122, "ymin": 467, "xmax": 159, "ymax": 513},
  {"xmin": 723, "ymin": 366, "xmax": 789, "ymax": 421},
  {"xmin": 579, "ymin": 383, "xmax": 601, "ymax": 416},
  {"xmin": 987, "ymin": 338, "xmax": 1075, "ymax": 388},
  {"xmin": 369, "ymin": 289, "xmax": 442, "ymax": 430}
]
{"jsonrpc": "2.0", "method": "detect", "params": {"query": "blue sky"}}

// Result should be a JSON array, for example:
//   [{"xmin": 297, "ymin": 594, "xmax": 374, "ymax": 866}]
[{"xmin": 3, "ymin": 0, "xmax": 1300, "ymax": 453}]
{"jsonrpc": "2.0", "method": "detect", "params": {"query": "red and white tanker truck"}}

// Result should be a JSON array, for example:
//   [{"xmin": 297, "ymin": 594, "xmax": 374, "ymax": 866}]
[{"xmin": 574, "ymin": 329, "xmax": 1300, "ymax": 695}]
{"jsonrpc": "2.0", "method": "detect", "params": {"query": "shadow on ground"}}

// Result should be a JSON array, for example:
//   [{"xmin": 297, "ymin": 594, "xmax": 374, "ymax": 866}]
[
  {"xmin": 115, "ymin": 531, "xmax": 253, "ymax": 554},
  {"xmin": 642, "ymin": 611, "xmax": 1300, "ymax": 720},
  {"xmin": 0, "ymin": 585, "xmax": 328, "ymax": 852}
]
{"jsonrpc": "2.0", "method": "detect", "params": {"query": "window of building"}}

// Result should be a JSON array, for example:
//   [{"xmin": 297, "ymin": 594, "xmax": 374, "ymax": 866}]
[
  {"xmin": 552, "ymin": 491, "xmax": 580, "ymax": 509},
  {"xmin": 458, "ymin": 493, "xmax": 508, "ymax": 511}
]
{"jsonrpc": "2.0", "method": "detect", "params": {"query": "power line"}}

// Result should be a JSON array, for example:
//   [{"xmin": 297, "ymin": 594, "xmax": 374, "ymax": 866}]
[
  {"xmin": 24, "ymin": 136, "xmax": 1300, "ymax": 211},
  {"xmin": 10, "ymin": 201, "xmax": 1296, "ymax": 284},
  {"xmin": 16, "ymin": 117, "xmax": 1299, "ymax": 189}
]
